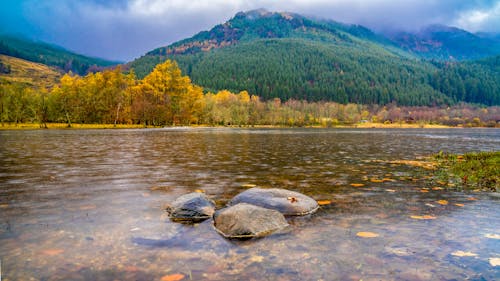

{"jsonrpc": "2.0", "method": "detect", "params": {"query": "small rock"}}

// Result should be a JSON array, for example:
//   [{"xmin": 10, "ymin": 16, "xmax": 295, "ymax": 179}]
[
  {"xmin": 166, "ymin": 192, "xmax": 215, "ymax": 222},
  {"xmin": 229, "ymin": 188, "xmax": 319, "ymax": 216},
  {"xmin": 213, "ymin": 203, "xmax": 289, "ymax": 239}
]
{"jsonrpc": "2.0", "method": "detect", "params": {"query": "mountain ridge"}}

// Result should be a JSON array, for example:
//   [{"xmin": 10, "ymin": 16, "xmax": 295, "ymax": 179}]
[
  {"xmin": 129, "ymin": 9, "xmax": 499, "ymax": 106},
  {"xmin": 0, "ymin": 34, "xmax": 120, "ymax": 75}
]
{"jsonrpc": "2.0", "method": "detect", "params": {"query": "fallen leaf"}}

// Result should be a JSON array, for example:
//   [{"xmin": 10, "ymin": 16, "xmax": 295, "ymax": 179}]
[
  {"xmin": 382, "ymin": 178, "xmax": 396, "ymax": 182},
  {"xmin": 410, "ymin": 215, "xmax": 437, "ymax": 220},
  {"xmin": 437, "ymin": 180, "xmax": 447, "ymax": 185},
  {"xmin": 125, "ymin": 266, "xmax": 140, "ymax": 272},
  {"xmin": 454, "ymin": 203, "xmax": 465, "ymax": 207},
  {"xmin": 41, "ymin": 249, "xmax": 64, "ymax": 256},
  {"xmin": 356, "ymin": 232, "xmax": 379, "ymax": 238},
  {"xmin": 350, "ymin": 183, "xmax": 365, "ymax": 187},
  {"xmin": 160, "ymin": 273, "xmax": 185, "ymax": 281},
  {"xmin": 194, "ymin": 189, "xmax": 205, "ymax": 193},
  {"xmin": 317, "ymin": 200, "xmax": 331, "ymax": 205},
  {"xmin": 485, "ymin": 234, "xmax": 500, "ymax": 239},
  {"xmin": 467, "ymin": 197, "xmax": 478, "ymax": 201},
  {"xmin": 241, "ymin": 184, "xmax": 257, "ymax": 188},
  {"xmin": 436, "ymin": 200, "xmax": 448, "ymax": 205},
  {"xmin": 432, "ymin": 187, "xmax": 443, "ymax": 190},
  {"xmin": 489, "ymin": 258, "xmax": 500, "ymax": 266},
  {"xmin": 0, "ymin": 204, "xmax": 9, "ymax": 208},
  {"xmin": 370, "ymin": 178, "xmax": 384, "ymax": 183},
  {"xmin": 420, "ymin": 189, "xmax": 429, "ymax": 193},
  {"xmin": 287, "ymin": 196, "xmax": 298, "ymax": 203},
  {"xmin": 250, "ymin": 255, "xmax": 264, "ymax": 262},
  {"xmin": 451, "ymin": 251, "xmax": 478, "ymax": 257},
  {"xmin": 385, "ymin": 189, "xmax": 396, "ymax": 193}
]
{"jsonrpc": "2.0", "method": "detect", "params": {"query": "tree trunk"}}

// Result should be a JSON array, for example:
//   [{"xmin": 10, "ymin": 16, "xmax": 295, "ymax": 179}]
[
  {"xmin": 114, "ymin": 102, "xmax": 121, "ymax": 127},
  {"xmin": 65, "ymin": 112, "xmax": 72, "ymax": 128}
]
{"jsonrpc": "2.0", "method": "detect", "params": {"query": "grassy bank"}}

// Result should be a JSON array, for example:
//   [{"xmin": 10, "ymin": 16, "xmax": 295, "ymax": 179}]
[
  {"xmin": 432, "ymin": 151, "xmax": 500, "ymax": 192},
  {"xmin": 0, "ymin": 123, "xmax": 150, "ymax": 130},
  {"xmin": 0, "ymin": 121, "xmax": 467, "ymax": 130}
]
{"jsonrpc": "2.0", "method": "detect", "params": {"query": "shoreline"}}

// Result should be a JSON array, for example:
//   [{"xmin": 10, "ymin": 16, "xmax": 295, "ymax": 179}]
[{"xmin": 1, "ymin": 122, "xmax": 497, "ymax": 130}]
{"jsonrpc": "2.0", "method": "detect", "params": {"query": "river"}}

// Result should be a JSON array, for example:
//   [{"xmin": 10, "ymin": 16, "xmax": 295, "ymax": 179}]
[{"xmin": 0, "ymin": 128, "xmax": 499, "ymax": 280}]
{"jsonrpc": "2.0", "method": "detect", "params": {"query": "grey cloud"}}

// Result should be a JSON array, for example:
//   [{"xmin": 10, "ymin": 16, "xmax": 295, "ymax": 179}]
[{"xmin": 11, "ymin": 0, "xmax": 500, "ymax": 61}]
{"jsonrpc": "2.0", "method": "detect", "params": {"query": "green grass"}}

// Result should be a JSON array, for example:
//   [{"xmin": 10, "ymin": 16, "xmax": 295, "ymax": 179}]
[{"xmin": 433, "ymin": 151, "xmax": 500, "ymax": 191}]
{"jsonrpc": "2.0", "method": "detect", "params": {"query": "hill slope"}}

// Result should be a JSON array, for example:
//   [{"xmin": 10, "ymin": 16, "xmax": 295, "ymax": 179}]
[
  {"xmin": 0, "ymin": 54, "xmax": 61, "ymax": 89},
  {"xmin": 130, "ymin": 10, "xmax": 500, "ymax": 106},
  {"xmin": 0, "ymin": 34, "xmax": 119, "ymax": 75},
  {"xmin": 386, "ymin": 25, "xmax": 500, "ymax": 60}
]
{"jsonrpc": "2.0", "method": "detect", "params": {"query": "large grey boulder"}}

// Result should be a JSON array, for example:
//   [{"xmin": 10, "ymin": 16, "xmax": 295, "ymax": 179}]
[
  {"xmin": 166, "ymin": 192, "xmax": 215, "ymax": 222},
  {"xmin": 213, "ymin": 203, "xmax": 289, "ymax": 239},
  {"xmin": 229, "ymin": 188, "xmax": 319, "ymax": 216}
]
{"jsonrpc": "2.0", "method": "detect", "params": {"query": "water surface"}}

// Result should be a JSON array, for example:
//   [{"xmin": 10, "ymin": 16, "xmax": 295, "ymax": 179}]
[{"xmin": 1, "ymin": 128, "xmax": 499, "ymax": 280}]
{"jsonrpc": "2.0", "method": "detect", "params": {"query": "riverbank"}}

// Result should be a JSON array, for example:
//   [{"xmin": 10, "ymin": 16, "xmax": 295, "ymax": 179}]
[{"xmin": 1, "ymin": 122, "xmax": 491, "ymax": 130}]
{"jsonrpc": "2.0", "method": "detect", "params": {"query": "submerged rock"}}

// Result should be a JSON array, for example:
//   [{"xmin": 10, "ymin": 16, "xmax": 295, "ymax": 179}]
[
  {"xmin": 166, "ymin": 192, "xmax": 215, "ymax": 222},
  {"xmin": 213, "ymin": 203, "xmax": 289, "ymax": 239},
  {"xmin": 229, "ymin": 188, "xmax": 319, "ymax": 216}
]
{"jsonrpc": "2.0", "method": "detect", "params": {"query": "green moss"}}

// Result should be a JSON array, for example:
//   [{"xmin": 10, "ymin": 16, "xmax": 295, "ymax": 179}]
[{"xmin": 433, "ymin": 151, "xmax": 500, "ymax": 191}]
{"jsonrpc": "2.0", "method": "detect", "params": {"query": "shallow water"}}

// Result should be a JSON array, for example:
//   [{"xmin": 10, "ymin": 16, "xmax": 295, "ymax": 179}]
[{"xmin": 0, "ymin": 128, "xmax": 499, "ymax": 280}]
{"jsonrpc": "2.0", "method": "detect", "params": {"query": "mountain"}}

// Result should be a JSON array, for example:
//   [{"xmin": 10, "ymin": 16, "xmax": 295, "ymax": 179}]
[
  {"xmin": 130, "ymin": 9, "xmax": 500, "ymax": 106},
  {"xmin": 0, "ymin": 34, "xmax": 120, "ymax": 75},
  {"xmin": 0, "ymin": 54, "xmax": 61, "ymax": 89},
  {"xmin": 386, "ymin": 25, "xmax": 500, "ymax": 60}
]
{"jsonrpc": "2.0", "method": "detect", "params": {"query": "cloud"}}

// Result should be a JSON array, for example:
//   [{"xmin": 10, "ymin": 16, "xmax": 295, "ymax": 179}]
[
  {"xmin": 4, "ymin": 0, "xmax": 500, "ymax": 61},
  {"xmin": 453, "ymin": 1, "xmax": 500, "ymax": 32}
]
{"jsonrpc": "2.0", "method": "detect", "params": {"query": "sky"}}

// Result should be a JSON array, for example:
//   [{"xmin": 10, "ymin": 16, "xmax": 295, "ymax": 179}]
[{"xmin": 1, "ymin": 0, "xmax": 499, "ymax": 61}]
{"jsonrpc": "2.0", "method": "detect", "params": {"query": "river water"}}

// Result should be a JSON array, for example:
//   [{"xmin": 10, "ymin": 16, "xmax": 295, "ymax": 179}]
[{"xmin": 0, "ymin": 128, "xmax": 499, "ymax": 280}]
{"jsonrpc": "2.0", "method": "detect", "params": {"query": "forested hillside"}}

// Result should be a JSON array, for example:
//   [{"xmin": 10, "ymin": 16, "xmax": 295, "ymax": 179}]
[
  {"xmin": 130, "ymin": 10, "xmax": 500, "ymax": 106},
  {"xmin": 0, "ymin": 34, "xmax": 119, "ymax": 75},
  {"xmin": 387, "ymin": 25, "xmax": 500, "ymax": 60}
]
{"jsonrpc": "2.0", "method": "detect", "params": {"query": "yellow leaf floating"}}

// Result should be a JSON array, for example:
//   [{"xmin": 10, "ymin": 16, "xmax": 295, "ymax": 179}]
[
  {"xmin": 241, "ymin": 184, "xmax": 257, "ymax": 188},
  {"xmin": 194, "ymin": 189, "xmax": 205, "ymax": 193},
  {"xmin": 317, "ymin": 200, "xmax": 331, "ymax": 205},
  {"xmin": 160, "ymin": 273, "xmax": 185, "ymax": 281},
  {"xmin": 485, "ymin": 234, "xmax": 500, "ymax": 239},
  {"xmin": 385, "ymin": 189, "xmax": 396, "ymax": 193},
  {"xmin": 420, "ymin": 189, "xmax": 429, "ymax": 193},
  {"xmin": 250, "ymin": 255, "xmax": 264, "ymax": 263},
  {"xmin": 454, "ymin": 203, "xmax": 465, "ymax": 207},
  {"xmin": 370, "ymin": 178, "xmax": 384, "ymax": 183},
  {"xmin": 436, "ymin": 200, "xmax": 449, "ymax": 205},
  {"xmin": 451, "ymin": 251, "xmax": 478, "ymax": 257},
  {"xmin": 350, "ymin": 183, "xmax": 365, "ymax": 187},
  {"xmin": 41, "ymin": 249, "xmax": 64, "ymax": 256},
  {"xmin": 410, "ymin": 215, "xmax": 437, "ymax": 220},
  {"xmin": 356, "ymin": 231, "xmax": 379, "ymax": 238},
  {"xmin": 489, "ymin": 258, "xmax": 500, "ymax": 266}
]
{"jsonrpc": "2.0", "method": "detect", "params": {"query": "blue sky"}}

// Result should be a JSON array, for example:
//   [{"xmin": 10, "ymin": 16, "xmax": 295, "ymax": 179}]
[{"xmin": 1, "ymin": 0, "xmax": 499, "ymax": 61}]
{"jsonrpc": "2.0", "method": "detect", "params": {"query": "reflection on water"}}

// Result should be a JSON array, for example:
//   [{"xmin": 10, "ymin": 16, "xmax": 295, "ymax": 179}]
[{"xmin": 0, "ymin": 128, "xmax": 499, "ymax": 280}]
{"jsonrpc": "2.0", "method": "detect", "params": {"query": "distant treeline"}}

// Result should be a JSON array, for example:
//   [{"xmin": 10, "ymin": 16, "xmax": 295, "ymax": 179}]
[
  {"xmin": 1, "ymin": 60, "xmax": 499, "ymax": 127},
  {"xmin": 131, "ymin": 39, "xmax": 500, "ymax": 106}
]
